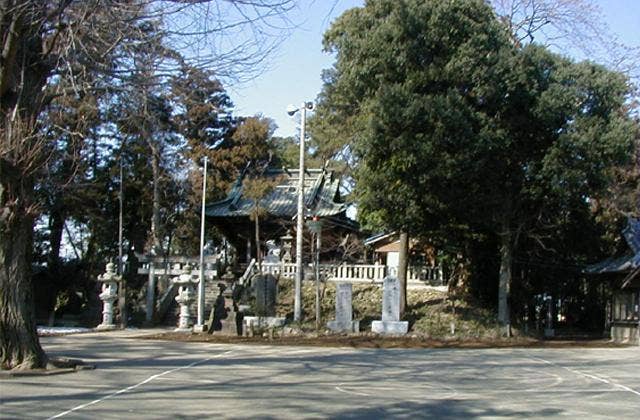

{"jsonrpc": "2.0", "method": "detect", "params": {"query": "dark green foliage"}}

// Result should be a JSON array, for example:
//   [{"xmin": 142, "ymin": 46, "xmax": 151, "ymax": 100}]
[{"xmin": 313, "ymin": 0, "xmax": 637, "ymax": 328}]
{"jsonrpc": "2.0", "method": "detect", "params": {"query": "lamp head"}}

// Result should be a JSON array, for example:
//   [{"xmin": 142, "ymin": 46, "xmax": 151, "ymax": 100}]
[
  {"xmin": 305, "ymin": 101, "xmax": 314, "ymax": 110},
  {"xmin": 286, "ymin": 104, "xmax": 298, "ymax": 116}
]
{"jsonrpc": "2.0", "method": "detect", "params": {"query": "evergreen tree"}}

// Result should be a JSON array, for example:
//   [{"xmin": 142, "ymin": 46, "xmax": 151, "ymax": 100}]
[{"xmin": 314, "ymin": 0, "xmax": 636, "ymax": 331}]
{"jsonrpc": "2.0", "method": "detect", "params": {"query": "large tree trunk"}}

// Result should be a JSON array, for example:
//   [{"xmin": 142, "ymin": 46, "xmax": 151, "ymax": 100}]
[
  {"xmin": 498, "ymin": 228, "xmax": 513, "ymax": 336},
  {"xmin": 254, "ymin": 211, "xmax": 261, "ymax": 272},
  {"xmin": 398, "ymin": 231, "xmax": 409, "ymax": 317},
  {"xmin": 0, "ymin": 4, "xmax": 49, "ymax": 370},
  {"xmin": 0, "ymin": 175, "xmax": 47, "ymax": 370}
]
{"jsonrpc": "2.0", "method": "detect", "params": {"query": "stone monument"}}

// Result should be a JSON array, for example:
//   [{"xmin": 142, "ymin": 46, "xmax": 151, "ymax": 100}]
[
  {"xmin": 371, "ymin": 276, "xmax": 408, "ymax": 335},
  {"xmin": 96, "ymin": 262, "xmax": 121, "ymax": 330},
  {"xmin": 173, "ymin": 263, "xmax": 198, "ymax": 332},
  {"xmin": 254, "ymin": 274, "xmax": 277, "ymax": 317},
  {"xmin": 327, "ymin": 282, "xmax": 359, "ymax": 333},
  {"xmin": 243, "ymin": 273, "xmax": 285, "ymax": 335}
]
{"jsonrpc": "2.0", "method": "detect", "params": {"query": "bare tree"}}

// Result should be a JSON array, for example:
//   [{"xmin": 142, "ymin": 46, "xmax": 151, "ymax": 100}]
[
  {"xmin": 490, "ymin": 0, "xmax": 639, "ymax": 83},
  {"xmin": 0, "ymin": 0, "xmax": 297, "ymax": 370}
]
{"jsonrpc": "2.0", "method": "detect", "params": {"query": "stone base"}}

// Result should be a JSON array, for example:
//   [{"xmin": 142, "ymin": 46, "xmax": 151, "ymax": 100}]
[
  {"xmin": 192, "ymin": 324, "xmax": 207, "ymax": 333},
  {"xmin": 327, "ymin": 320, "xmax": 360, "ymax": 333},
  {"xmin": 371, "ymin": 320, "xmax": 408, "ymax": 335},
  {"xmin": 243, "ymin": 316, "xmax": 285, "ymax": 336},
  {"xmin": 544, "ymin": 328, "xmax": 555, "ymax": 338},
  {"xmin": 174, "ymin": 327, "xmax": 192, "ymax": 333},
  {"xmin": 95, "ymin": 324, "xmax": 116, "ymax": 331},
  {"xmin": 611, "ymin": 324, "xmax": 639, "ymax": 345},
  {"xmin": 211, "ymin": 310, "xmax": 242, "ymax": 336}
]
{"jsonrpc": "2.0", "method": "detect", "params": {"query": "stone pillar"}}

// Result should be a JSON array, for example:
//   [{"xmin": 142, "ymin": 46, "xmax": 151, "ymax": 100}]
[
  {"xmin": 96, "ymin": 262, "xmax": 121, "ymax": 330},
  {"xmin": 173, "ymin": 264, "xmax": 198, "ymax": 332},
  {"xmin": 544, "ymin": 296, "xmax": 555, "ymax": 338},
  {"xmin": 217, "ymin": 269, "xmax": 238, "ymax": 335},
  {"xmin": 327, "ymin": 283, "xmax": 359, "ymax": 333},
  {"xmin": 371, "ymin": 276, "xmax": 408, "ymax": 335}
]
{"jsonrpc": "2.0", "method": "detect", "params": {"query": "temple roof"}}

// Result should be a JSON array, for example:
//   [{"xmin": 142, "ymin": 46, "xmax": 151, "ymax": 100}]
[
  {"xmin": 585, "ymin": 253, "xmax": 637, "ymax": 275},
  {"xmin": 585, "ymin": 217, "xmax": 640, "ymax": 285},
  {"xmin": 205, "ymin": 168, "xmax": 347, "ymax": 219}
]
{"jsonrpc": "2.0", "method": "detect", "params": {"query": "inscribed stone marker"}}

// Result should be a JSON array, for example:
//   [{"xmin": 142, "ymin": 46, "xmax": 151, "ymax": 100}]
[
  {"xmin": 381, "ymin": 276, "xmax": 400, "ymax": 322},
  {"xmin": 371, "ymin": 276, "xmax": 408, "ymax": 335},
  {"xmin": 254, "ymin": 274, "xmax": 277, "ymax": 317},
  {"xmin": 327, "ymin": 282, "xmax": 359, "ymax": 333}
]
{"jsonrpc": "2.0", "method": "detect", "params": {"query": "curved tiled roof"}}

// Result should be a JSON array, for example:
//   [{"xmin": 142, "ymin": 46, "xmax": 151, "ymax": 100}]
[
  {"xmin": 205, "ymin": 168, "xmax": 346, "ymax": 219},
  {"xmin": 585, "ymin": 218, "xmax": 640, "ymax": 279}
]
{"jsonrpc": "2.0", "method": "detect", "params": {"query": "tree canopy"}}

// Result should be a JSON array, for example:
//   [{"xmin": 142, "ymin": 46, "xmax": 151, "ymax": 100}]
[{"xmin": 312, "ymin": 0, "xmax": 637, "ymax": 331}]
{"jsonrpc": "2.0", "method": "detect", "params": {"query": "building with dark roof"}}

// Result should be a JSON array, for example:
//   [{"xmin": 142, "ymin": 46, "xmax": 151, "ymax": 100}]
[
  {"xmin": 205, "ymin": 167, "xmax": 359, "ymax": 263},
  {"xmin": 586, "ymin": 217, "xmax": 639, "ymax": 345}
]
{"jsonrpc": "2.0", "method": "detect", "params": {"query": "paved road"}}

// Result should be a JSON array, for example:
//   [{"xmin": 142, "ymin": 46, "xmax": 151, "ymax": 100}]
[{"xmin": 1, "ymin": 331, "xmax": 639, "ymax": 419}]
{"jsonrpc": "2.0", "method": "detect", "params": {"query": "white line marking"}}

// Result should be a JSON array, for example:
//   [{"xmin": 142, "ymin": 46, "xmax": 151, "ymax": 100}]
[
  {"xmin": 334, "ymin": 382, "xmax": 459, "ymax": 400},
  {"xmin": 154, "ymin": 377, "xmax": 219, "ymax": 384},
  {"xmin": 335, "ymin": 383, "xmax": 371, "ymax": 397},
  {"xmin": 528, "ymin": 355, "xmax": 640, "ymax": 397},
  {"xmin": 47, "ymin": 350, "xmax": 234, "ymax": 419},
  {"xmin": 519, "ymin": 366, "xmax": 565, "ymax": 388}
]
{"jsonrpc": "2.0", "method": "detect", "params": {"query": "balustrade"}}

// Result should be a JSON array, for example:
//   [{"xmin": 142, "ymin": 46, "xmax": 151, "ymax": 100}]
[{"xmin": 259, "ymin": 261, "xmax": 445, "ymax": 286}]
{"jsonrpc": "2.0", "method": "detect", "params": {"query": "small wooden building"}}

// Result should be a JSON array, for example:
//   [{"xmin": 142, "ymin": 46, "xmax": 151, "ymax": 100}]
[
  {"xmin": 364, "ymin": 232, "xmax": 437, "ymax": 267},
  {"xmin": 586, "ymin": 218, "xmax": 640, "ymax": 345}
]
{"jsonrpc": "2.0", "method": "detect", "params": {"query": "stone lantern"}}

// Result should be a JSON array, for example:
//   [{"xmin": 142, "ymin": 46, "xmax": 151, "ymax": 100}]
[
  {"xmin": 96, "ymin": 262, "xmax": 121, "ymax": 330},
  {"xmin": 173, "ymin": 263, "xmax": 199, "ymax": 332},
  {"xmin": 280, "ymin": 230, "xmax": 293, "ymax": 263}
]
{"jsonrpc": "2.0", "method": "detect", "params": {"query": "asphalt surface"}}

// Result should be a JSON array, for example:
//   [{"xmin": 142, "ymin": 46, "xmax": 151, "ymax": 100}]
[{"xmin": 1, "ymin": 330, "xmax": 639, "ymax": 419}]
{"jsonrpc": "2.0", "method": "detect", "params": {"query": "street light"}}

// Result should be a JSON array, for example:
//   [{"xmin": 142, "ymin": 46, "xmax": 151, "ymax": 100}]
[{"xmin": 288, "ymin": 101, "xmax": 313, "ymax": 322}]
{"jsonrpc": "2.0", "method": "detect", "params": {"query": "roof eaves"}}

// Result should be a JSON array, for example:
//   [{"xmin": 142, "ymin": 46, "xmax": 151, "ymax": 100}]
[
  {"xmin": 584, "ymin": 253, "xmax": 635, "ymax": 274},
  {"xmin": 364, "ymin": 232, "xmax": 398, "ymax": 246}
]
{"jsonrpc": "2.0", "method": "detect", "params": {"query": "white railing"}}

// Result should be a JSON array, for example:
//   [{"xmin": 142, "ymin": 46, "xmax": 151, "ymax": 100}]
[
  {"xmin": 136, "ymin": 254, "xmax": 218, "ymax": 278},
  {"xmin": 322, "ymin": 263, "xmax": 386, "ymax": 283},
  {"xmin": 261, "ymin": 262, "xmax": 297, "ymax": 278},
  {"xmin": 259, "ymin": 262, "xmax": 445, "ymax": 287}
]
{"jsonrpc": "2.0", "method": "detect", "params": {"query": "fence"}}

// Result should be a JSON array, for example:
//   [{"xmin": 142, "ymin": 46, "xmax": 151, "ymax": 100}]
[{"xmin": 260, "ymin": 261, "xmax": 445, "ymax": 287}]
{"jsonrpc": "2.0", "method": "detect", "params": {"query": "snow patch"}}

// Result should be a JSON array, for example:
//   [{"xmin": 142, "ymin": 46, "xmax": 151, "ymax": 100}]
[{"xmin": 37, "ymin": 326, "xmax": 92, "ymax": 335}]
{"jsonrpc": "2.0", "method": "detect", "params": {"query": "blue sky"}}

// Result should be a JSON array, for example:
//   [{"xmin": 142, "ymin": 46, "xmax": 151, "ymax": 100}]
[{"xmin": 230, "ymin": 0, "xmax": 640, "ymax": 138}]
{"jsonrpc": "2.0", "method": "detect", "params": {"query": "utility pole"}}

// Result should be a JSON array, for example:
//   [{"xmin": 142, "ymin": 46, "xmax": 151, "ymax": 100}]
[
  {"xmin": 288, "ymin": 101, "xmax": 313, "ymax": 322},
  {"xmin": 196, "ymin": 155, "xmax": 208, "ymax": 331},
  {"xmin": 294, "ymin": 104, "xmax": 306, "ymax": 322},
  {"xmin": 118, "ymin": 149, "xmax": 127, "ymax": 329}
]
